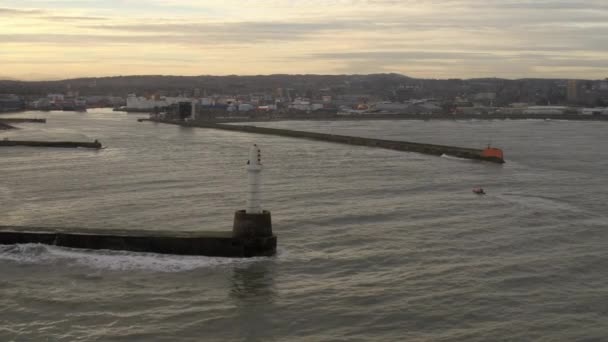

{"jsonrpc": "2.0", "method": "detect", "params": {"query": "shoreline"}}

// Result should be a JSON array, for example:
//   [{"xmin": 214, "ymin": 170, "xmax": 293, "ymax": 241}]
[
  {"xmin": 5, "ymin": 108, "xmax": 608, "ymax": 122},
  {"xmin": 170, "ymin": 113, "xmax": 608, "ymax": 123}
]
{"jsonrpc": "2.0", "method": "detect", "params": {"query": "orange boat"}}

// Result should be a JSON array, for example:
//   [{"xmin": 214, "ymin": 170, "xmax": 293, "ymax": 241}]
[{"xmin": 481, "ymin": 146, "xmax": 505, "ymax": 163}]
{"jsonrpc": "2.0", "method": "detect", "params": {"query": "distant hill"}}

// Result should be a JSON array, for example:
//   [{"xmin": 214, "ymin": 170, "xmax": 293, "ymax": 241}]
[
  {"xmin": 0, "ymin": 73, "xmax": 412, "ymax": 97},
  {"xmin": 1, "ymin": 73, "xmax": 602, "ymax": 107}
]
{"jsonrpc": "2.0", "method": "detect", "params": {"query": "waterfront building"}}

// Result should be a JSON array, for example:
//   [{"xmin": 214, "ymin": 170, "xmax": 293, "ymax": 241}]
[
  {"xmin": 369, "ymin": 99, "xmax": 442, "ymax": 115},
  {"xmin": 29, "ymin": 98, "xmax": 51, "ymax": 110},
  {"xmin": 238, "ymin": 103, "xmax": 255, "ymax": 112},
  {"xmin": 287, "ymin": 97, "xmax": 325, "ymax": 113},
  {"xmin": 126, "ymin": 94, "xmax": 191, "ymax": 110},
  {"xmin": 473, "ymin": 92, "xmax": 496, "ymax": 106},
  {"xmin": 580, "ymin": 107, "xmax": 608, "ymax": 115},
  {"xmin": 200, "ymin": 97, "xmax": 214, "ymax": 106},
  {"xmin": 249, "ymin": 93, "xmax": 266, "ymax": 105},
  {"xmin": 257, "ymin": 105, "xmax": 277, "ymax": 112},
  {"xmin": 289, "ymin": 98, "xmax": 312, "ymax": 111},
  {"xmin": 567, "ymin": 80, "xmax": 578, "ymax": 102},
  {"xmin": 47, "ymin": 94, "xmax": 65, "ymax": 105}
]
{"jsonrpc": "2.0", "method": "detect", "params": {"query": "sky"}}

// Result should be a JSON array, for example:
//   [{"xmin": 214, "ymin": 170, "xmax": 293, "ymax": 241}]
[{"xmin": 1, "ymin": 0, "xmax": 607, "ymax": 80}]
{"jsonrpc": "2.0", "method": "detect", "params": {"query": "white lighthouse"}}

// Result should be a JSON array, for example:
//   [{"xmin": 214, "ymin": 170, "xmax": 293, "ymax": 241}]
[
  {"xmin": 246, "ymin": 144, "xmax": 263, "ymax": 214},
  {"xmin": 233, "ymin": 144, "xmax": 273, "ymax": 246}
]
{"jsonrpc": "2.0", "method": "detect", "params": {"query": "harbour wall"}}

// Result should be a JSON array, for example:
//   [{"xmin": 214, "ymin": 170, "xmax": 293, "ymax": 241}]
[
  {"xmin": 149, "ymin": 113, "xmax": 608, "ymax": 124},
  {"xmin": 0, "ymin": 118, "xmax": 45, "ymax": 130},
  {"xmin": 0, "ymin": 118, "xmax": 46, "ymax": 123},
  {"xmin": 330, "ymin": 114, "xmax": 608, "ymax": 121},
  {"xmin": 151, "ymin": 119, "xmax": 505, "ymax": 164},
  {"xmin": 0, "ymin": 140, "xmax": 102, "ymax": 149},
  {"xmin": 0, "ymin": 226, "xmax": 277, "ymax": 257}
]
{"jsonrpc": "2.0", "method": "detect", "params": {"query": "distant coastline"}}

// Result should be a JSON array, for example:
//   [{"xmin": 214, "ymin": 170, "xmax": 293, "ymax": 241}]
[
  {"xmin": 153, "ymin": 113, "xmax": 608, "ymax": 123},
  {"xmin": 3, "ymin": 109, "xmax": 608, "ymax": 123}
]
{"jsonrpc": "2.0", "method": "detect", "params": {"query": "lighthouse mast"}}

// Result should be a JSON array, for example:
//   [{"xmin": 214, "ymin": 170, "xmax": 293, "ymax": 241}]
[{"xmin": 246, "ymin": 144, "xmax": 263, "ymax": 214}]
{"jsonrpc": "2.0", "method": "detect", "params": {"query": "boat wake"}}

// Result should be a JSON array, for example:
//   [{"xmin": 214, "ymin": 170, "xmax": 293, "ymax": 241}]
[
  {"xmin": 498, "ymin": 193, "xmax": 584, "ymax": 213},
  {"xmin": 0, "ymin": 243, "xmax": 273, "ymax": 272}
]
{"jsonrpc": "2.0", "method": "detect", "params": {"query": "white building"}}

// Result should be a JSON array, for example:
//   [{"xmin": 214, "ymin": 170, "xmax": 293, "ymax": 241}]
[
  {"xmin": 288, "ymin": 98, "xmax": 323, "ymax": 112},
  {"xmin": 47, "ymin": 94, "xmax": 64, "ymax": 104},
  {"xmin": 257, "ymin": 105, "xmax": 277, "ymax": 111},
  {"xmin": 371, "ymin": 100, "xmax": 442, "ymax": 114},
  {"xmin": 126, "ymin": 94, "xmax": 191, "ymax": 110},
  {"xmin": 290, "ymin": 98, "xmax": 311, "ymax": 111},
  {"xmin": 581, "ymin": 107, "xmax": 608, "ymax": 115},
  {"xmin": 200, "ymin": 97, "xmax": 214, "ymax": 106}
]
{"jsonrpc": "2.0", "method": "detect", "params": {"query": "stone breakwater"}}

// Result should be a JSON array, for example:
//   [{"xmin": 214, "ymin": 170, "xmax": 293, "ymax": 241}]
[
  {"xmin": 0, "ymin": 226, "xmax": 276, "ymax": 257},
  {"xmin": 0, "ymin": 118, "xmax": 46, "ymax": 123},
  {"xmin": 0, "ymin": 118, "xmax": 45, "ymax": 130},
  {"xmin": 0, "ymin": 140, "xmax": 102, "ymax": 149},
  {"xmin": 148, "ymin": 119, "xmax": 506, "ymax": 164}
]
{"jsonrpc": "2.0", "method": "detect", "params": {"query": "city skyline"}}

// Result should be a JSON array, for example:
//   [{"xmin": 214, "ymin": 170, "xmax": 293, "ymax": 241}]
[{"xmin": 1, "ymin": 0, "xmax": 607, "ymax": 81}]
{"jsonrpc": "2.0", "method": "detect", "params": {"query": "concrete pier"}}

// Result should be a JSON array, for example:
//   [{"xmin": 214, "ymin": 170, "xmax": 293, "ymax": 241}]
[
  {"xmin": 0, "ymin": 118, "xmax": 46, "ymax": 123},
  {"xmin": 0, "ymin": 140, "xmax": 102, "ymax": 149},
  {"xmin": 151, "ymin": 120, "xmax": 505, "ymax": 164},
  {"xmin": 0, "ymin": 226, "xmax": 277, "ymax": 257}
]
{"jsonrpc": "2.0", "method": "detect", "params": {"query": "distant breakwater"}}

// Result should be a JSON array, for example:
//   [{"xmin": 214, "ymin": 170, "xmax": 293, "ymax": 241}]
[
  {"xmin": 0, "ymin": 140, "xmax": 102, "ymax": 149},
  {"xmin": 142, "ymin": 113, "xmax": 608, "ymax": 125},
  {"xmin": 196, "ymin": 113, "xmax": 608, "ymax": 123},
  {"xmin": 0, "ymin": 118, "xmax": 46, "ymax": 123},
  {"xmin": 146, "ymin": 119, "xmax": 505, "ymax": 164},
  {"xmin": 0, "ymin": 118, "xmax": 46, "ymax": 130}
]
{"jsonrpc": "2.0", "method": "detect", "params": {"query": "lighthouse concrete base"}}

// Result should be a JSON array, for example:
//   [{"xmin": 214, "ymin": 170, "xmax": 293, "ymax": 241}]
[
  {"xmin": 232, "ymin": 210, "xmax": 273, "ymax": 238},
  {"xmin": 232, "ymin": 210, "xmax": 276, "ymax": 257}
]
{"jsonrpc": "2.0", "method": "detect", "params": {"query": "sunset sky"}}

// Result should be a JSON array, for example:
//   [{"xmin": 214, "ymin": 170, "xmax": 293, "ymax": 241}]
[{"xmin": 1, "ymin": 0, "xmax": 607, "ymax": 80}]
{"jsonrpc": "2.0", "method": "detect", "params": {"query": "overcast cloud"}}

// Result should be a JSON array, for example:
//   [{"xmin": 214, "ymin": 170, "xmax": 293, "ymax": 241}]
[{"xmin": 0, "ymin": 0, "xmax": 607, "ymax": 80}]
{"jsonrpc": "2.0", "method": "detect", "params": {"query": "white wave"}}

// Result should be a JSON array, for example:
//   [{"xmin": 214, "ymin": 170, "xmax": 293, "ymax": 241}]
[
  {"xmin": 497, "ymin": 193, "xmax": 584, "ymax": 213},
  {"xmin": 0, "ymin": 243, "xmax": 274, "ymax": 272},
  {"xmin": 440, "ymin": 154, "xmax": 470, "ymax": 162}
]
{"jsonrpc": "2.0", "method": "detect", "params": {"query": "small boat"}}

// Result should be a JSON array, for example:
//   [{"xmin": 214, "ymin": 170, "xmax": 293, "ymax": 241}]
[{"xmin": 472, "ymin": 187, "xmax": 486, "ymax": 195}]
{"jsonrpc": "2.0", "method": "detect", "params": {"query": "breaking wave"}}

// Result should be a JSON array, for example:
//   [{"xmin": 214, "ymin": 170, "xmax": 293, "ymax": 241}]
[
  {"xmin": 440, "ymin": 153, "xmax": 471, "ymax": 162},
  {"xmin": 0, "ymin": 243, "xmax": 273, "ymax": 272}
]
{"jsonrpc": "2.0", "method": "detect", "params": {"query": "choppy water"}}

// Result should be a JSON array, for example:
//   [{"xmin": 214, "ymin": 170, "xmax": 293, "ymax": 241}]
[{"xmin": 1, "ymin": 111, "xmax": 607, "ymax": 341}]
